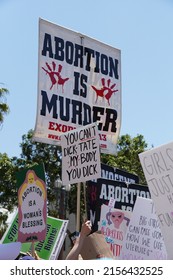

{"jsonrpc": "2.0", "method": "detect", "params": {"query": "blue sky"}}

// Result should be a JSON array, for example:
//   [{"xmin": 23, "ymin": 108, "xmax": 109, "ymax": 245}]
[{"xmin": 1, "ymin": 0, "xmax": 173, "ymax": 158}]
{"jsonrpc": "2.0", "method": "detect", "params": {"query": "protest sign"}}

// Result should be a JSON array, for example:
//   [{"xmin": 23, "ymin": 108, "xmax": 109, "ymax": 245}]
[
  {"xmin": 98, "ymin": 163, "xmax": 139, "ymax": 184},
  {"xmin": 0, "ymin": 242, "xmax": 21, "ymax": 260},
  {"xmin": 1, "ymin": 213, "xmax": 68, "ymax": 260},
  {"xmin": 120, "ymin": 197, "xmax": 167, "ymax": 260},
  {"xmin": 17, "ymin": 164, "xmax": 47, "ymax": 243},
  {"xmin": 99, "ymin": 204, "xmax": 131, "ymax": 258},
  {"xmin": 87, "ymin": 178, "xmax": 150, "ymax": 232},
  {"xmin": 61, "ymin": 123, "xmax": 101, "ymax": 185},
  {"xmin": 33, "ymin": 18, "xmax": 121, "ymax": 155},
  {"xmin": 139, "ymin": 142, "xmax": 173, "ymax": 259}
]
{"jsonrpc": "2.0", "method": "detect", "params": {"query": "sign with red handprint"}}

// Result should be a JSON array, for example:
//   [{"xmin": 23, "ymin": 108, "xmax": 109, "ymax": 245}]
[
  {"xmin": 92, "ymin": 78, "xmax": 118, "ymax": 106},
  {"xmin": 33, "ymin": 18, "xmax": 121, "ymax": 155}
]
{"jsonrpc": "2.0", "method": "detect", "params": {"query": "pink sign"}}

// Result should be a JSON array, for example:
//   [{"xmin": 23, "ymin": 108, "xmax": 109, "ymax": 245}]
[{"xmin": 18, "ymin": 168, "xmax": 47, "ymax": 243}]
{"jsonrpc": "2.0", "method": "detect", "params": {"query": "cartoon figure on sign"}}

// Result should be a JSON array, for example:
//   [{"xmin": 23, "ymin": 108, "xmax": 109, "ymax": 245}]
[
  {"xmin": 18, "ymin": 170, "xmax": 47, "ymax": 240},
  {"xmin": 106, "ymin": 210, "xmax": 130, "ymax": 229},
  {"xmin": 91, "ymin": 78, "xmax": 118, "ymax": 105},
  {"xmin": 42, "ymin": 61, "xmax": 69, "ymax": 92}
]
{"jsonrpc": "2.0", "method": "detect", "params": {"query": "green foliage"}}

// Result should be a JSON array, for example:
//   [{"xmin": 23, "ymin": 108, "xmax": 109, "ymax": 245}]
[
  {"xmin": 0, "ymin": 211, "xmax": 8, "ymax": 239},
  {"xmin": 101, "ymin": 134, "xmax": 148, "ymax": 184},
  {"xmin": 0, "ymin": 153, "xmax": 18, "ymax": 211},
  {"xmin": 0, "ymin": 87, "xmax": 9, "ymax": 125},
  {"xmin": 0, "ymin": 153, "xmax": 18, "ymax": 238}
]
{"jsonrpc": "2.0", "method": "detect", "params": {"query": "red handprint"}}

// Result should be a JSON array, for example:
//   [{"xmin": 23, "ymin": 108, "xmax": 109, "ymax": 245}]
[
  {"xmin": 42, "ymin": 61, "xmax": 69, "ymax": 92},
  {"xmin": 56, "ymin": 64, "xmax": 69, "ymax": 92},
  {"xmin": 91, "ymin": 78, "xmax": 118, "ymax": 105}
]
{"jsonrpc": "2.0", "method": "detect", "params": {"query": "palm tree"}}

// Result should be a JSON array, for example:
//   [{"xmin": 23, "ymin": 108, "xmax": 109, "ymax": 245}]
[{"xmin": 0, "ymin": 86, "xmax": 9, "ymax": 126}]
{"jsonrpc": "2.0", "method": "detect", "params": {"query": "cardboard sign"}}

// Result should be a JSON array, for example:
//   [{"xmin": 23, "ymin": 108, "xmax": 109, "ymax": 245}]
[
  {"xmin": 1, "ymin": 213, "xmax": 68, "ymax": 260},
  {"xmin": 139, "ymin": 142, "xmax": 173, "ymax": 259},
  {"xmin": 120, "ymin": 197, "xmax": 167, "ymax": 260},
  {"xmin": 80, "ymin": 231, "xmax": 114, "ymax": 260},
  {"xmin": 87, "ymin": 178, "xmax": 150, "ymax": 232},
  {"xmin": 17, "ymin": 164, "xmax": 47, "ymax": 243},
  {"xmin": 33, "ymin": 18, "xmax": 121, "ymax": 155},
  {"xmin": 0, "ymin": 242, "xmax": 21, "ymax": 260},
  {"xmin": 99, "ymin": 204, "xmax": 131, "ymax": 258},
  {"xmin": 61, "ymin": 123, "xmax": 101, "ymax": 185}
]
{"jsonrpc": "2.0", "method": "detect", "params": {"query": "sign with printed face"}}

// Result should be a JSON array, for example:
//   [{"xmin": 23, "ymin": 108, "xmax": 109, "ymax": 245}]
[
  {"xmin": 87, "ymin": 178, "xmax": 150, "ymax": 232},
  {"xmin": 99, "ymin": 204, "xmax": 131, "ymax": 258},
  {"xmin": 17, "ymin": 164, "xmax": 47, "ymax": 243},
  {"xmin": 61, "ymin": 123, "xmax": 101, "ymax": 185},
  {"xmin": 33, "ymin": 18, "xmax": 121, "ymax": 155},
  {"xmin": 139, "ymin": 142, "xmax": 173, "ymax": 259},
  {"xmin": 120, "ymin": 197, "xmax": 167, "ymax": 260},
  {"xmin": 1, "ymin": 213, "xmax": 68, "ymax": 260}
]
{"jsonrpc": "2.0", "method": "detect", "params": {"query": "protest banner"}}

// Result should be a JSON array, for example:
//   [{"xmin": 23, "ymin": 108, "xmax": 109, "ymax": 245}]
[
  {"xmin": 120, "ymin": 197, "xmax": 167, "ymax": 260},
  {"xmin": 87, "ymin": 178, "xmax": 150, "ymax": 232},
  {"xmin": 17, "ymin": 164, "xmax": 47, "ymax": 243},
  {"xmin": 0, "ymin": 242, "xmax": 21, "ymax": 260},
  {"xmin": 97, "ymin": 163, "xmax": 139, "ymax": 184},
  {"xmin": 1, "ymin": 213, "xmax": 68, "ymax": 260},
  {"xmin": 139, "ymin": 142, "xmax": 173, "ymax": 259},
  {"xmin": 61, "ymin": 122, "xmax": 101, "ymax": 185},
  {"xmin": 98, "ymin": 204, "xmax": 131, "ymax": 258},
  {"xmin": 33, "ymin": 18, "xmax": 121, "ymax": 155}
]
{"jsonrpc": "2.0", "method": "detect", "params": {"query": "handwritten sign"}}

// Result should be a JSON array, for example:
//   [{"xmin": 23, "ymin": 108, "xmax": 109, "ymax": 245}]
[
  {"xmin": 120, "ymin": 197, "xmax": 167, "ymax": 260},
  {"xmin": 99, "ymin": 204, "xmax": 131, "ymax": 258},
  {"xmin": 139, "ymin": 142, "xmax": 173, "ymax": 259},
  {"xmin": 61, "ymin": 123, "xmax": 101, "ymax": 185}
]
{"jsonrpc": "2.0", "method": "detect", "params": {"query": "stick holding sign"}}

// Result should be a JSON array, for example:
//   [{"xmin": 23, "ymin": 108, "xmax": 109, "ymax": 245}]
[
  {"xmin": 61, "ymin": 122, "xmax": 101, "ymax": 185},
  {"xmin": 61, "ymin": 123, "xmax": 101, "ymax": 232}
]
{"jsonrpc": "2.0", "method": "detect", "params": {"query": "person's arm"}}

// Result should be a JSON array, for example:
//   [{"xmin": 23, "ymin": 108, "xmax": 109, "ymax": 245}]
[{"xmin": 66, "ymin": 220, "xmax": 91, "ymax": 260}]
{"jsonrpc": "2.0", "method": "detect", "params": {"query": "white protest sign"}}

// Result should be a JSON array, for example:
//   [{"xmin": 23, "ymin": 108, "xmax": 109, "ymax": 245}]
[
  {"xmin": 33, "ymin": 18, "xmax": 121, "ymax": 155},
  {"xmin": 61, "ymin": 123, "xmax": 101, "ymax": 185},
  {"xmin": 0, "ymin": 242, "xmax": 21, "ymax": 260},
  {"xmin": 120, "ymin": 197, "xmax": 167, "ymax": 260},
  {"xmin": 139, "ymin": 142, "xmax": 173, "ymax": 259},
  {"xmin": 98, "ymin": 204, "xmax": 131, "ymax": 258}
]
